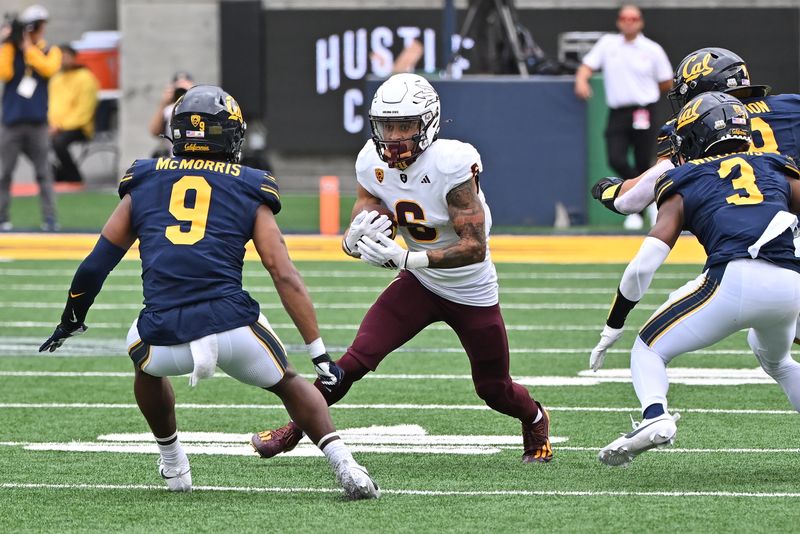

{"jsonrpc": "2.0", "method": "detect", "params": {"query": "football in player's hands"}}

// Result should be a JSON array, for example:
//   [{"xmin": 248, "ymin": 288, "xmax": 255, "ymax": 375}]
[{"xmin": 362, "ymin": 203, "xmax": 397, "ymax": 240}]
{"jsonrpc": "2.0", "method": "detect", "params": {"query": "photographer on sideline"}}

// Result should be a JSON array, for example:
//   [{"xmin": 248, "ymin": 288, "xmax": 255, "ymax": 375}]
[
  {"xmin": 148, "ymin": 71, "xmax": 194, "ymax": 157},
  {"xmin": 0, "ymin": 5, "xmax": 61, "ymax": 231}
]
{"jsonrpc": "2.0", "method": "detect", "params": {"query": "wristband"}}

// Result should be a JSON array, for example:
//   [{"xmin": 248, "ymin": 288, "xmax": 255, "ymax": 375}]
[
  {"xmin": 404, "ymin": 251, "xmax": 429, "ymax": 269},
  {"xmin": 307, "ymin": 337, "xmax": 326, "ymax": 358}
]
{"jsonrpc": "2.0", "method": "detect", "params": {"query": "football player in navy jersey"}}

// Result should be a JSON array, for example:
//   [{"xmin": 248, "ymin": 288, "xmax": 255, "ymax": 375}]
[
  {"xmin": 251, "ymin": 74, "xmax": 552, "ymax": 464},
  {"xmin": 589, "ymin": 92, "xmax": 800, "ymax": 467},
  {"xmin": 38, "ymin": 85, "xmax": 379, "ymax": 499},
  {"xmin": 593, "ymin": 47, "xmax": 800, "ymax": 217}
]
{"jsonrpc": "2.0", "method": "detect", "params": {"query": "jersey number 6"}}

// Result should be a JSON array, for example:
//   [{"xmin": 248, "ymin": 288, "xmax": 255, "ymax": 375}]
[{"xmin": 166, "ymin": 175, "xmax": 212, "ymax": 245}]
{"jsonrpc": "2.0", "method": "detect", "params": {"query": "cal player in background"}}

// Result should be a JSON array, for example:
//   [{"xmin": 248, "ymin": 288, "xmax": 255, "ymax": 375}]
[
  {"xmin": 252, "ymin": 73, "xmax": 553, "ymax": 464},
  {"xmin": 592, "ymin": 47, "xmax": 800, "ymax": 217},
  {"xmin": 589, "ymin": 92, "xmax": 800, "ymax": 467},
  {"xmin": 38, "ymin": 85, "xmax": 379, "ymax": 499}
]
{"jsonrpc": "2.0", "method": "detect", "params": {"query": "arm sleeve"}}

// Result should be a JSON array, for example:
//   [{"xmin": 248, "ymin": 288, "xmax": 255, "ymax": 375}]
[
  {"xmin": 60, "ymin": 236, "xmax": 128, "ymax": 327},
  {"xmin": 606, "ymin": 236, "xmax": 671, "ymax": 328},
  {"xmin": 614, "ymin": 159, "xmax": 675, "ymax": 214},
  {"xmin": 24, "ymin": 44, "xmax": 61, "ymax": 78}
]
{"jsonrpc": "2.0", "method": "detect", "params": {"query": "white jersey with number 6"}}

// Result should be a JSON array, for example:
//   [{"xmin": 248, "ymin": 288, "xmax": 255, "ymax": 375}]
[{"xmin": 355, "ymin": 138, "xmax": 498, "ymax": 306}]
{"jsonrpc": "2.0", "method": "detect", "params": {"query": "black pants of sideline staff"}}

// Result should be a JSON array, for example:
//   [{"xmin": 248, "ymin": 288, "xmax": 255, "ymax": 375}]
[
  {"xmin": 51, "ymin": 129, "xmax": 88, "ymax": 183},
  {"xmin": 604, "ymin": 104, "xmax": 657, "ymax": 181}
]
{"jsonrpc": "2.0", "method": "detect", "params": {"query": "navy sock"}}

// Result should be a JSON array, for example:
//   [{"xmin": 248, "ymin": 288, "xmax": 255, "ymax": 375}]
[{"xmin": 642, "ymin": 403, "xmax": 665, "ymax": 420}]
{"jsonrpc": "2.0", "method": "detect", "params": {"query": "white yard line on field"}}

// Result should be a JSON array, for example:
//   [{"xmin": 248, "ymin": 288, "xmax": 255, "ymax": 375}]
[
  {"xmin": 0, "ymin": 402, "xmax": 794, "ymax": 415},
  {"xmin": 2, "ymin": 301, "xmax": 659, "ymax": 311},
  {"xmin": 0, "ymin": 284, "xmax": 675, "ymax": 295},
  {"xmin": 0, "ymin": 268, "xmax": 701, "ymax": 281},
  {"xmin": 1, "ymin": 482, "xmax": 799, "ymax": 498}
]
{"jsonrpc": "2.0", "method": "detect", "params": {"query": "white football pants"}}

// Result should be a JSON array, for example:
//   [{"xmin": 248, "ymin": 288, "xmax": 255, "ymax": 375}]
[
  {"xmin": 126, "ymin": 313, "xmax": 288, "ymax": 388},
  {"xmin": 631, "ymin": 259, "xmax": 800, "ymax": 413}
]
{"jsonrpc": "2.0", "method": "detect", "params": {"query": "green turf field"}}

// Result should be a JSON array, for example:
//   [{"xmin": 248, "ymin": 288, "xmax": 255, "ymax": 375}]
[{"xmin": 1, "ymin": 260, "xmax": 798, "ymax": 532}]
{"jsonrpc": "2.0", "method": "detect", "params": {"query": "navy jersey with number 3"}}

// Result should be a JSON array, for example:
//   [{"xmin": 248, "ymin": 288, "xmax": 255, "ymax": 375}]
[
  {"xmin": 655, "ymin": 151, "xmax": 800, "ymax": 271},
  {"xmin": 118, "ymin": 157, "xmax": 281, "ymax": 345}
]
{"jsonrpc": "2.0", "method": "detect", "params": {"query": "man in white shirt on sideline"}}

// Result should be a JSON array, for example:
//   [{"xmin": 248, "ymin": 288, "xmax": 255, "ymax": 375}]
[{"xmin": 574, "ymin": 4, "xmax": 672, "ymax": 230}]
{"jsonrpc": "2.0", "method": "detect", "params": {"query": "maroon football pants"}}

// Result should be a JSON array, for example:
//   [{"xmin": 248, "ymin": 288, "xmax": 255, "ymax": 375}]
[{"xmin": 314, "ymin": 270, "xmax": 540, "ymax": 423}]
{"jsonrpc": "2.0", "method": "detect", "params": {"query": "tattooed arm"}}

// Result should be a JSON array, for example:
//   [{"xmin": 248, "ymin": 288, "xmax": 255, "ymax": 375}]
[{"xmin": 427, "ymin": 178, "xmax": 486, "ymax": 268}]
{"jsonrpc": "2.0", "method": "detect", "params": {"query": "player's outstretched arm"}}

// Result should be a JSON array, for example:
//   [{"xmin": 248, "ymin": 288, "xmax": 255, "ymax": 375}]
[
  {"xmin": 427, "ymin": 178, "xmax": 486, "ymax": 268},
  {"xmin": 589, "ymin": 195, "xmax": 682, "ymax": 371},
  {"xmin": 592, "ymin": 157, "xmax": 674, "ymax": 215},
  {"xmin": 253, "ymin": 205, "xmax": 343, "ymax": 387},
  {"xmin": 40, "ymin": 196, "xmax": 136, "ymax": 352}
]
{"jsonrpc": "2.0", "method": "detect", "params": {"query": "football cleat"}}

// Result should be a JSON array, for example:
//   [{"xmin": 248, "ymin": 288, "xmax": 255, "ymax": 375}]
[
  {"xmin": 598, "ymin": 412, "xmax": 681, "ymax": 467},
  {"xmin": 250, "ymin": 421, "xmax": 303, "ymax": 458},
  {"xmin": 335, "ymin": 460, "xmax": 381, "ymax": 500},
  {"xmin": 158, "ymin": 457, "xmax": 192, "ymax": 492},
  {"xmin": 522, "ymin": 401, "xmax": 553, "ymax": 463}
]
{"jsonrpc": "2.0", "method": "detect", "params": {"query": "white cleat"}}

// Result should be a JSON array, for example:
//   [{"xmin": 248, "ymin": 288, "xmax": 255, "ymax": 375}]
[
  {"xmin": 158, "ymin": 458, "xmax": 192, "ymax": 492},
  {"xmin": 598, "ymin": 412, "xmax": 681, "ymax": 467},
  {"xmin": 336, "ymin": 460, "xmax": 380, "ymax": 500}
]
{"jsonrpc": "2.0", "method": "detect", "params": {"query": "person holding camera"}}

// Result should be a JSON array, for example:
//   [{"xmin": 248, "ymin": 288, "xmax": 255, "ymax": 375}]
[
  {"xmin": 0, "ymin": 4, "xmax": 61, "ymax": 231},
  {"xmin": 148, "ymin": 71, "xmax": 194, "ymax": 158}
]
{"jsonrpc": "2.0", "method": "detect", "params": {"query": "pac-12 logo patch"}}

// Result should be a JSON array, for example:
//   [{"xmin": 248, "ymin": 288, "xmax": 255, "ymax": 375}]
[{"xmin": 375, "ymin": 168, "xmax": 384, "ymax": 183}]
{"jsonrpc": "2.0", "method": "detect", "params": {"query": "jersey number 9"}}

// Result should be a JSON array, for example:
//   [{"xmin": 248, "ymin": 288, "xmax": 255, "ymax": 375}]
[{"xmin": 165, "ymin": 175, "xmax": 212, "ymax": 245}]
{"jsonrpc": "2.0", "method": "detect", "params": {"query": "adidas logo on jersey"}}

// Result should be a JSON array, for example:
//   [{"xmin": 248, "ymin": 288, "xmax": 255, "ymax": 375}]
[{"xmin": 421, "ymin": 175, "xmax": 431, "ymax": 184}]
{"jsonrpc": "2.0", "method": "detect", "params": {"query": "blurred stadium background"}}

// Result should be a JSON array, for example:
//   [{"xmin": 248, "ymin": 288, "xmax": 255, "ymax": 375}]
[{"xmin": 3, "ymin": 0, "xmax": 798, "ymax": 232}]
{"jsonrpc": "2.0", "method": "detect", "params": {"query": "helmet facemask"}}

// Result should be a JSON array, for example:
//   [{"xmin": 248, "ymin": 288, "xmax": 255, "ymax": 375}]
[
  {"xmin": 368, "ymin": 74, "xmax": 441, "ymax": 170},
  {"xmin": 369, "ymin": 115, "xmax": 433, "ymax": 170}
]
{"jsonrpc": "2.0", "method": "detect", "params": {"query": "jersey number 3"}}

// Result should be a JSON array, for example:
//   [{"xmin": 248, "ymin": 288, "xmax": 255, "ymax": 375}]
[
  {"xmin": 166, "ymin": 175, "xmax": 212, "ymax": 245},
  {"xmin": 719, "ymin": 157, "xmax": 764, "ymax": 206}
]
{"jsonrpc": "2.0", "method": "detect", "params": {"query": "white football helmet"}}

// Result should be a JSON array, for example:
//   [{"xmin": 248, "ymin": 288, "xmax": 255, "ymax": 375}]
[{"xmin": 369, "ymin": 73, "xmax": 441, "ymax": 169}]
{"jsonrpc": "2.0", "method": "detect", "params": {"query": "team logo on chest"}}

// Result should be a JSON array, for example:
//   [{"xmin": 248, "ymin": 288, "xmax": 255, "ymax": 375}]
[
  {"xmin": 400, "ymin": 173, "xmax": 408, "ymax": 183},
  {"xmin": 375, "ymin": 168, "xmax": 384, "ymax": 183}
]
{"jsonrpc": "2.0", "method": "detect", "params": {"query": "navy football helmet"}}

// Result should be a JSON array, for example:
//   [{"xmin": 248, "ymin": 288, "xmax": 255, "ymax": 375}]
[
  {"xmin": 668, "ymin": 48, "xmax": 770, "ymax": 112},
  {"xmin": 170, "ymin": 85, "xmax": 246, "ymax": 162},
  {"xmin": 671, "ymin": 92, "xmax": 752, "ymax": 162}
]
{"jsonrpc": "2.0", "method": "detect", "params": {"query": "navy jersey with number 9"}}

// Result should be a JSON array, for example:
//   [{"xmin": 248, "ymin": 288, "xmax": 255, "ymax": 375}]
[
  {"xmin": 118, "ymin": 157, "xmax": 281, "ymax": 345},
  {"xmin": 655, "ymin": 151, "xmax": 800, "ymax": 272}
]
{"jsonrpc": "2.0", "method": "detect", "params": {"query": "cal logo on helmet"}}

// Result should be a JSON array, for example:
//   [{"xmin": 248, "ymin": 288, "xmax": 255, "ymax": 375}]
[
  {"xmin": 681, "ymin": 53, "xmax": 714, "ymax": 83},
  {"xmin": 226, "ymin": 96, "xmax": 243, "ymax": 123},
  {"xmin": 677, "ymin": 97, "xmax": 703, "ymax": 130}
]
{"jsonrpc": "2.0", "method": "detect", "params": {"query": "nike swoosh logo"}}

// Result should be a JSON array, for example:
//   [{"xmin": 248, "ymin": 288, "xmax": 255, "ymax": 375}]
[
  {"xmin": 69, "ymin": 292, "xmax": 85, "ymax": 298},
  {"xmin": 71, "ymin": 309, "xmax": 78, "ymax": 323}
]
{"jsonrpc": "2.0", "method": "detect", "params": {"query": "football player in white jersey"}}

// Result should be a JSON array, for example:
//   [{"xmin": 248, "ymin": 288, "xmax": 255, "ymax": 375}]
[{"xmin": 252, "ymin": 73, "xmax": 552, "ymax": 463}]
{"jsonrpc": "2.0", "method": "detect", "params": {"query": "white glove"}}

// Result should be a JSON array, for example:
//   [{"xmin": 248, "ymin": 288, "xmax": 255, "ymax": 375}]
[
  {"xmin": 589, "ymin": 325, "xmax": 624, "ymax": 372},
  {"xmin": 343, "ymin": 210, "xmax": 377, "ymax": 256},
  {"xmin": 358, "ymin": 233, "xmax": 407, "ymax": 269}
]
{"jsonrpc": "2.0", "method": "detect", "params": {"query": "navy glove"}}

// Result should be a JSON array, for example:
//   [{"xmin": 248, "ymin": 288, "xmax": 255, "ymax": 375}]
[
  {"xmin": 312, "ymin": 353, "xmax": 345, "ymax": 392},
  {"xmin": 39, "ymin": 323, "xmax": 88, "ymax": 353}
]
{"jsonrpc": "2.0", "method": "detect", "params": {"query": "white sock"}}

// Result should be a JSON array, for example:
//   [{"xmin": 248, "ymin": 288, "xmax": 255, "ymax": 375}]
[
  {"xmin": 155, "ymin": 431, "xmax": 188, "ymax": 466},
  {"xmin": 630, "ymin": 337, "xmax": 670, "ymax": 411},
  {"xmin": 318, "ymin": 432, "xmax": 354, "ymax": 467}
]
